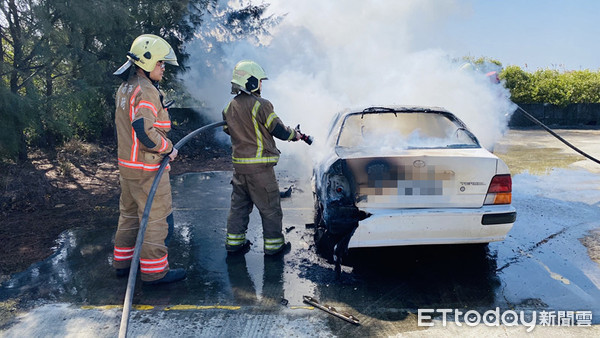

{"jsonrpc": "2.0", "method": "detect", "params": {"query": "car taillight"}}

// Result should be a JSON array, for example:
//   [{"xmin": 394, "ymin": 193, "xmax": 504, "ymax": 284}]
[
  {"xmin": 327, "ymin": 174, "xmax": 351, "ymax": 201},
  {"xmin": 484, "ymin": 174, "xmax": 512, "ymax": 205}
]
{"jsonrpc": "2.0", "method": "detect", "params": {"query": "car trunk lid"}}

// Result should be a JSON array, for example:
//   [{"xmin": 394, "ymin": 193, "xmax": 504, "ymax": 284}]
[{"xmin": 342, "ymin": 148, "xmax": 498, "ymax": 209}]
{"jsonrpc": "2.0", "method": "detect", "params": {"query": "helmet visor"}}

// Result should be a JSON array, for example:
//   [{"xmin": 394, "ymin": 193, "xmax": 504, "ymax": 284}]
[{"xmin": 161, "ymin": 48, "xmax": 179, "ymax": 66}]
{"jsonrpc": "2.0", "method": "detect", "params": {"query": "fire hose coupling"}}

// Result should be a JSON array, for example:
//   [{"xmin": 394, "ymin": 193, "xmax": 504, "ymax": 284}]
[{"xmin": 295, "ymin": 124, "xmax": 313, "ymax": 145}]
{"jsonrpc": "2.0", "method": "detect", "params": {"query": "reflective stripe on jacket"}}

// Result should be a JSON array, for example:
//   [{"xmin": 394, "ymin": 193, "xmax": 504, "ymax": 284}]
[
  {"xmin": 222, "ymin": 92, "xmax": 296, "ymax": 174},
  {"xmin": 115, "ymin": 73, "xmax": 173, "ymax": 179}
]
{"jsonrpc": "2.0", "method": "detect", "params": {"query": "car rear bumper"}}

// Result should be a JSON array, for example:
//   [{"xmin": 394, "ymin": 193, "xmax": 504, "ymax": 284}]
[{"xmin": 348, "ymin": 205, "xmax": 516, "ymax": 248}]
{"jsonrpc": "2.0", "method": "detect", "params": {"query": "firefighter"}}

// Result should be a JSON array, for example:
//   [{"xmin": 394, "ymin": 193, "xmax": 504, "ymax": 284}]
[
  {"xmin": 222, "ymin": 60, "xmax": 301, "ymax": 256},
  {"xmin": 111, "ymin": 34, "xmax": 186, "ymax": 285}
]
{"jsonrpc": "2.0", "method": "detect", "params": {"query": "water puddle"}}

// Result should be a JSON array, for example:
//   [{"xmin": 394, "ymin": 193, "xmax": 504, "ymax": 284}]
[{"xmin": 495, "ymin": 145, "xmax": 583, "ymax": 175}]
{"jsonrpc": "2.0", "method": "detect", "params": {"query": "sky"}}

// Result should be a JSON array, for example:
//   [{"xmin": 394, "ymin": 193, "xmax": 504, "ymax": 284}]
[
  {"xmin": 181, "ymin": 0, "xmax": 599, "ymax": 171},
  {"xmin": 412, "ymin": 0, "xmax": 600, "ymax": 71},
  {"xmin": 260, "ymin": 0, "xmax": 600, "ymax": 72}
]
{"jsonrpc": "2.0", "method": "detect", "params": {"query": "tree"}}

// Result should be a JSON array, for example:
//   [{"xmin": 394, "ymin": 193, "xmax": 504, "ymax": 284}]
[
  {"xmin": 0, "ymin": 0, "xmax": 44, "ymax": 160},
  {"xmin": 0, "ymin": 0, "xmax": 214, "ymax": 161}
]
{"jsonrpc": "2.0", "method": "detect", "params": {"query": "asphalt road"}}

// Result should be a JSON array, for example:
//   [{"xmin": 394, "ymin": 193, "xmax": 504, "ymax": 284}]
[{"xmin": 1, "ymin": 129, "xmax": 600, "ymax": 337}]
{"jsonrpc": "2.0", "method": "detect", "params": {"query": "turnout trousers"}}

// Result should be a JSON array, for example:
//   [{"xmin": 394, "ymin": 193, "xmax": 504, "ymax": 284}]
[
  {"xmin": 113, "ymin": 173, "xmax": 174, "ymax": 282},
  {"xmin": 226, "ymin": 167, "xmax": 285, "ymax": 254}
]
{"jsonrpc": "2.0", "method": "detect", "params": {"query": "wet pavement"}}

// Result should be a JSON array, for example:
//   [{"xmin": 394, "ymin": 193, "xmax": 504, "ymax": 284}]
[{"xmin": 1, "ymin": 129, "xmax": 600, "ymax": 336}]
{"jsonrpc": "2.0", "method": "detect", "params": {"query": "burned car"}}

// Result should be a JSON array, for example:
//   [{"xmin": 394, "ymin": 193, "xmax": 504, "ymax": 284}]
[{"xmin": 312, "ymin": 106, "xmax": 516, "ymax": 259}]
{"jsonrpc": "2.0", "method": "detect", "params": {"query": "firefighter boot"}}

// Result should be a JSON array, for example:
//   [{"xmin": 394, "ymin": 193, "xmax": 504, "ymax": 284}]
[
  {"xmin": 265, "ymin": 242, "xmax": 291, "ymax": 257},
  {"xmin": 227, "ymin": 240, "xmax": 252, "ymax": 256},
  {"xmin": 143, "ymin": 268, "xmax": 187, "ymax": 285},
  {"xmin": 116, "ymin": 267, "xmax": 130, "ymax": 278}
]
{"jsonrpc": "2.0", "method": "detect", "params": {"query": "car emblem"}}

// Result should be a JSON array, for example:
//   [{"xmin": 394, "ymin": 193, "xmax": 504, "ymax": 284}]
[{"xmin": 413, "ymin": 160, "xmax": 426, "ymax": 168}]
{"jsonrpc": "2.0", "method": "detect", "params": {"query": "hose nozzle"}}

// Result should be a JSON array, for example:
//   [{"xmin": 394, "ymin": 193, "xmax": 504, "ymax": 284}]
[{"xmin": 295, "ymin": 124, "xmax": 313, "ymax": 145}]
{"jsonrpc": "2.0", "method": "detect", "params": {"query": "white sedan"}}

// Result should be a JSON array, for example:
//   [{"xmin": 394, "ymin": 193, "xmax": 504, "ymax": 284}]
[{"xmin": 312, "ymin": 106, "xmax": 516, "ymax": 253}]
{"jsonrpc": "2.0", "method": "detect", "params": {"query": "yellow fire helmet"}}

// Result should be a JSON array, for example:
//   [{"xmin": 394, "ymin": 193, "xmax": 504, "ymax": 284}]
[
  {"xmin": 129, "ymin": 34, "xmax": 178, "ymax": 72},
  {"xmin": 231, "ymin": 60, "xmax": 268, "ymax": 93},
  {"xmin": 114, "ymin": 34, "xmax": 178, "ymax": 79}
]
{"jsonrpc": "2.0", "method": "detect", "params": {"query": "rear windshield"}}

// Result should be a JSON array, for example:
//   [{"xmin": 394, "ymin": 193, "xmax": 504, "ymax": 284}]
[{"xmin": 337, "ymin": 112, "xmax": 479, "ymax": 151}]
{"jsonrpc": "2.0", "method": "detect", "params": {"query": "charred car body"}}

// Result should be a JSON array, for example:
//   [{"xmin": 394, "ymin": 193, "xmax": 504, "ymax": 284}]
[{"xmin": 312, "ymin": 106, "xmax": 516, "ymax": 258}]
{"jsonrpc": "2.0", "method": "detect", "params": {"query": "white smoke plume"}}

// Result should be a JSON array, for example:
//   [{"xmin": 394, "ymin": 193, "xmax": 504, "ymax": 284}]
[{"xmin": 182, "ymin": 0, "xmax": 516, "ymax": 177}]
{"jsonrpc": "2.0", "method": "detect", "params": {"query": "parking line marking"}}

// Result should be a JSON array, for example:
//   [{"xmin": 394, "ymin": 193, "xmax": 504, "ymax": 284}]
[
  {"xmin": 82, "ymin": 304, "xmax": 315, "ymax": 311},
  {"xmin": 537, "ymin": 261, "xmax": 571, "ymax": 285},
  {"xmin": 290, "ymin": 306, "xmax": 314, "ymax": 310},
  {"xmin": 164, "ymin": 305, "xmax": 241, "ymax": 311},
  {"xmin": 81, "ymin": 305, "xmax": 154, "ymax": 310}
]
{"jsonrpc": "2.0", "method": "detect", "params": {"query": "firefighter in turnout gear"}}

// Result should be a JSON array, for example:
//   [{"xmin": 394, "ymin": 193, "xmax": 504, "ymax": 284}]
[
  {"xmin": 223, "ymin": 60, "xmax": 302, "ymax": 255},
  {"xmin": 112, "ymin": 34, "xmax": 186, "ymax": 285}
]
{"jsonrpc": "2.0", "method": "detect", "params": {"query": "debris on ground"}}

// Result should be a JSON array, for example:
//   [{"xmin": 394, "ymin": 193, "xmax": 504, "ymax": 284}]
[
  {"xmin": 302, "ymin": 295, "xmax": 360, "ymax": 325},
  {"xmin": 280, "ymin": 186, "xmax": 293, "ymax": 198}
]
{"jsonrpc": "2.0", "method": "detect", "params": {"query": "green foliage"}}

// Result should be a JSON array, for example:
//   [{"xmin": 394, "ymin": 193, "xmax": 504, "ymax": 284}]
[
  {"xmin": 500, "ymin": 66, "xmax": 600, "ymax": 106},
  {"xmin": 222, "ymin": 3, "xmax": 281, "ymax": 43},
  {"xmin": 1, "ymin": 0, "xmax": 279, "ymax": 161},
  {"xmin": 463, "ymin": 56, "xmax": 502, "ymax": 67},
  {"xmin": 564, "ymin": 70, "xmax": 600, "ymax": 103},
  {"xmin": 0, "ymin": 0, "xmax": 214, "ymax": 160},
  {"xmin": 500, "ymin": 66, "xmax": 535, "ymax": 103}
]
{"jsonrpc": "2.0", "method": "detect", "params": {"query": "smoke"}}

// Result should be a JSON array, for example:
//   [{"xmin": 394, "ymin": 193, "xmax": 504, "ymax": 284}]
[{"xmin": 181, "ymin": 0, "xmax": 515, "ymax": 178}]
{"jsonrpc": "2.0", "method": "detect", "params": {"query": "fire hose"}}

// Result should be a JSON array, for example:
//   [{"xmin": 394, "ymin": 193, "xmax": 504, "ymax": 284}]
[
  {"xmin": 516, "ymin": 105, "xmax": 600, "ymax": 165},
  {"xmin": 118, "ymin": 120, "xmax": 226, "ymax": 338}
]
